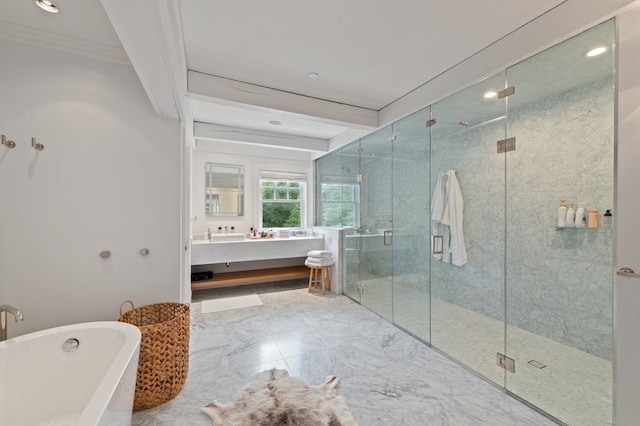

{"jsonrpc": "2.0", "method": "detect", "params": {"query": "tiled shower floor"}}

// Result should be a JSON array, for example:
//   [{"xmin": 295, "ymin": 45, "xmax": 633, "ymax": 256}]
[
  {"xmin": 131, "ymin": 281, "xmax": 555, "ymax": 425},
  {"xmin": 355, "ymin": 277, "xmax": 612, "ymax": 426}
]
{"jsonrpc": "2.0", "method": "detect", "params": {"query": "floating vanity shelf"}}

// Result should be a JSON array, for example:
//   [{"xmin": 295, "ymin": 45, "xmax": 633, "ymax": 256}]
[
  {"xmin": 190, "ymin": 235, "xmax": 324, "ymax": 290},
  {"xmin": 190, "ymin": 265, "xmax": 310, "ymax": 289}
]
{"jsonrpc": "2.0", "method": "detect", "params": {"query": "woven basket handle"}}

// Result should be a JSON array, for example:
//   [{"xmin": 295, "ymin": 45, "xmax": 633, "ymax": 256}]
[{"xmin": 119, "ymin": 300, "xmax": 135, "ymax": 315}]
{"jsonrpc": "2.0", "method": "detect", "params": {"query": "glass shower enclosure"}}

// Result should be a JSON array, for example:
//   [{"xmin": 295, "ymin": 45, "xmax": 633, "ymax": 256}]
[{"xmin": 315, "ymin": 19, "xmax": 615, "ymax": 425}]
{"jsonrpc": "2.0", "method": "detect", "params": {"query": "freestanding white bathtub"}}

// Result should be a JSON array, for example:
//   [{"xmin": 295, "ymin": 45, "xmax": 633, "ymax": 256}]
[{"xmin": 0, "ymin": 321, "xmax": 141, "ymax": 426}]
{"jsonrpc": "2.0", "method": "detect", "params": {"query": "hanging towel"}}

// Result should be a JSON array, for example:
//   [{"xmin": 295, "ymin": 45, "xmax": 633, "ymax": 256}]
[{"xmin": 431, "ymin": 169, "xmax": 467, "ymax": 267}]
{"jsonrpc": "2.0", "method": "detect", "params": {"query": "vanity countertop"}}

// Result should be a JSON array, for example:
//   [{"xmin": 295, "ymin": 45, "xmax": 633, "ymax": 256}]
[
  {"xmin": 191, "ymin": 235, "xmax": 324, "ymax": 265},
  {"xmin": 192, "ymin": 235, "xmax": 322, "ymax": 244}
]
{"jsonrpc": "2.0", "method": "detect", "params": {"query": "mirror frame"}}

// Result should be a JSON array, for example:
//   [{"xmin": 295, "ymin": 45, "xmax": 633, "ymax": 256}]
[{"xmin": 205, "ymin": 163, "xmax": 244, "ymax": 217}]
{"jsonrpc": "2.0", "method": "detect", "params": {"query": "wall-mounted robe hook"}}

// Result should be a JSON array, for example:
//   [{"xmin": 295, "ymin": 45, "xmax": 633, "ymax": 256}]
[
  {"xmin": 1, "ymin": 134, "xmax": 16, "ymax": 149},
  {"xmin": 99, "ymin": 250, "xmax": 111, "ymax": 259},
  {"xmin": 31, "ymin": 137, "xmax": 44, "ymax": 151},
  {"xmin": 139, "ymin": 248, "xmax": 149, "ymax": 256}
]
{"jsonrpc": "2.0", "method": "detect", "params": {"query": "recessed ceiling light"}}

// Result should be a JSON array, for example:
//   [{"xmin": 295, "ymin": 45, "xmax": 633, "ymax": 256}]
[
  {"xmin": 308, "ymin": 72, "xmax": 319, "ymax": 80},
  {"xmin": 35, "ymin": 0, "xmax": 59, "ymax": 13},
  {"xmin": 269, "ymin": 120, "xmax": 282, "ymax": 126},
  {"xmin": 484, "ymin": 91, "xmax": 497, "ymax": 99},
  {"xmin": 586, "ymin": 46, "xmax": 607, "ymax": 57}
]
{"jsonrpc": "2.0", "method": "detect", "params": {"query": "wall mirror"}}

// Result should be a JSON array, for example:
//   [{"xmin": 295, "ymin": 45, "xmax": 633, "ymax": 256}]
[{"xmin": 205, "ymin": 163, "xmax": 244, "ymax": 216}]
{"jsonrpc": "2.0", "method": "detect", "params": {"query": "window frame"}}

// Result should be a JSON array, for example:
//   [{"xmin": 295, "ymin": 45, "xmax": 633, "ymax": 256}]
[
  {"xmin": 319, "ymin": 179, "xmax": 360, "ymax": 227},
  {"xmin": 258, "ymin": 173, "xmax": 307, "ymax": 230}
]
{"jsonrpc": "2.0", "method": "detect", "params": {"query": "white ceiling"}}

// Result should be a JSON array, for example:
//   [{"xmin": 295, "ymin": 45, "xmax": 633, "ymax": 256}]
[
  {"xmin": 3, "ymin": 0, "xmax": 608, "ymax": 154},
  {"xmin": 180, "ymin": 0, "xmax": 564, "ymax": 111},
  {"xmin": 0, "ymin": 0, "xmax": 121, "ymax": 48}
]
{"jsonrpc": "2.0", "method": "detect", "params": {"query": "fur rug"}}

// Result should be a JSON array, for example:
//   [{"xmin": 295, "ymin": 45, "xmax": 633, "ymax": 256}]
[{"xmin": 202, "ymin": 369, "xmax": 358, "ymax": 426}]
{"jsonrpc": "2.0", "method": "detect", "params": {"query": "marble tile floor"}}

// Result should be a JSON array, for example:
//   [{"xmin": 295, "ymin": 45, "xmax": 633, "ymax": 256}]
[
  {"xmin": 356, "ymin": 276, "xmax": 612, "ymax": 426},
  {"xmin": 132, "ymin": 284, "xmax": 555, "ymax": 426}
]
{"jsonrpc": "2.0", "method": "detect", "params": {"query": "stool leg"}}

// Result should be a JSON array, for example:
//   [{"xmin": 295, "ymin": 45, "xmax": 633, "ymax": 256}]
[
  {"xmin": 321, "ymin": 267, "xmax": 326, "ymax": 295},
  {"xmin": 327, "ymin": 266, "xmax": 332, "ymax": 292},
  {"xmin": 308, "ymin": 268, "xmax": 313, "ymax": 293}
]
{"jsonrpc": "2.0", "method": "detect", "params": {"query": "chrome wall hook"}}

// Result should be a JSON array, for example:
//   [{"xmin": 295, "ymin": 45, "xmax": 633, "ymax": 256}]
[
  {"xmin": 1, "ymin": 134, "xmax": 16, "ymax": 149},
  {"xmin": 31, "ymin": 137, "xmax": 44, "ymax": 151}
]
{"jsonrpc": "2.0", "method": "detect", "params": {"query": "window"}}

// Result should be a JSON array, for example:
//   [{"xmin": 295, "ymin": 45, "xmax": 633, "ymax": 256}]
[
  {"xmin": 259, "ymin": 172, "xmax": 307, "ymax": 229},
  {"xmin": 320, "ymin": 180, "xmax": 359, "ymax": 227}
]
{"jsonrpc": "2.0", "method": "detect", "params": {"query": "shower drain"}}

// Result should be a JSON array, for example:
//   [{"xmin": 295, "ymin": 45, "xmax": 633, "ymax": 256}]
[{"xmin": 528, "ymin": 360, "xmax": 547, "ymax": 369}]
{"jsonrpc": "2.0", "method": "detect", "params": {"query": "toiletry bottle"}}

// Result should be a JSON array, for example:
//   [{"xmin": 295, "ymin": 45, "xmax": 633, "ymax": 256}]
[
  {"xmin": 557, "ymin": 200, "xmax": 567, "ymax": 228},
  {"xmin": 603, "ymin": 210, "xmax": 612, "ymax": 228},
  {"xmin": 575, "ymin": 203, "xmax": 586, "ymax": 228},
  {"xmin": 587, "ymin": 209, "xmax": 598, "ymax": 228},
  {"xmin": 565, "ymin": 203, "xmax": 575, "ymax": 227}
]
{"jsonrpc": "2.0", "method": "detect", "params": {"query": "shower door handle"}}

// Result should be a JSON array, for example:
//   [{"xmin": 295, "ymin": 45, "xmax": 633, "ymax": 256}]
[
  {"xmin": 383, "ymin": 230, "xmax": 393, "ymax": 246},
  {"xmin": 617, "ymin": 267, "xmax": 640, "ymax": 279},
  {"xmin": 432, "ymin": 235, "xmax": 443, "ymax": 254}
]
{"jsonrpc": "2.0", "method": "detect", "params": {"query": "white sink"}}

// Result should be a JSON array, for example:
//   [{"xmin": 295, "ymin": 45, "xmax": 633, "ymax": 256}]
[{"xmin": 210, "ymin": 233, "xmax": 246, "ymax": 242}]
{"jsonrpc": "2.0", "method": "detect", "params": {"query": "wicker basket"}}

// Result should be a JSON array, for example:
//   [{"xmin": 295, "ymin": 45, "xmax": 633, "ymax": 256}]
[{"xmin": 117, "ymin": 300, "xmax": 190, "ymax": 410}]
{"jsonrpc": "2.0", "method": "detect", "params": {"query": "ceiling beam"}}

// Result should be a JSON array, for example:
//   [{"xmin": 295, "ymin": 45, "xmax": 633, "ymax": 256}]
[
  {"xmin": 188, "ymin": 71, "xmax": 379, "ymax": 131},
  {"xmin": 194, "ymin": 122, "xmax": 329, "ymax": 153},
  {"xmin": 100, "ymin": 0, "xmax": 186, "ymax": 121}
]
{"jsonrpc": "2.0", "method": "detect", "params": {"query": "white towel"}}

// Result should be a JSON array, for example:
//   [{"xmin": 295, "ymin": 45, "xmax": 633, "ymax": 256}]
[
  {"xmin": 305, "ymin": 258, "xmax": 334, "ymax": 267},
  {"xmin": 431, "ymin": 169, "xmax": 467, "ymax": 267},
  {"xmin": 307, "ymin": 256, "xmax": 332, "ymax": 264},
  {"xmin": 307, "ymin": 250, "xmax": 332, "ymax": 258}
]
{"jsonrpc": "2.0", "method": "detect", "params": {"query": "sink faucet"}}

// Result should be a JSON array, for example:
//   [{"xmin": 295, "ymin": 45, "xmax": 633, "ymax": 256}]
[{"xmin": 1, "ymin": 305, "xmax": 24, "ymax": 341}]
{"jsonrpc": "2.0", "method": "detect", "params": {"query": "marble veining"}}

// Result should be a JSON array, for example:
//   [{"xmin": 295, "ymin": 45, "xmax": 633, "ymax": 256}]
[{"xmin": 132, "ymin": 287, "xmax": 555, "ymax": 426}]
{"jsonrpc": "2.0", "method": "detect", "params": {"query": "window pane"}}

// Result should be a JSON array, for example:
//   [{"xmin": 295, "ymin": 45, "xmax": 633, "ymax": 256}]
[
  {"xmin": 262, "ymin": 202, "xmax": 301, "ymax": 227},
  {"xmin": 262, "ymin": 187, "xmax": 274, "ymax": 199},
  {"xmin": 275, "ymin": 187, "xmax": 288, "ymax": 199},
  {"xmin": 261, "ymin": 178, "xmax": 305, "ymax": 228}
]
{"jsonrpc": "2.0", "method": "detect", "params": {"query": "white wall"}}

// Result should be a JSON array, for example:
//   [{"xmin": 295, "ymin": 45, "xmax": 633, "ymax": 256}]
[
  {"xmin": 0, "ymin": 39, "xmax": 182, "ymax": 337},
  {"xmin": 614, "ymin": 4, "xmax": 640, "ymax": 423},
  {"xmin": 191, "ymin": 143, "xmax": 314, "ymax": 238}
]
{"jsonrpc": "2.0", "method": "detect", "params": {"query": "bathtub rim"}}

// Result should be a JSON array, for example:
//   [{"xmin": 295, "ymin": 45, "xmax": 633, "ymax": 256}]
[{"xmin": 1, "ymin": 321, "xmax": 141, "ymax": 425}]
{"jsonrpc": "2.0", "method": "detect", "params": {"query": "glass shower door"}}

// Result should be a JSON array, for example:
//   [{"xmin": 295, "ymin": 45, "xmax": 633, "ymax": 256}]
[
  {"xmin": 391, "ymin": 108, "xmax": 431, "ymax": 342},
  {"xmin": 341, "ymin": 142, "xmax": 363, "ymax": 303},
  {"xmin": 358, "ymin": 126, "xmax": 394, "ymax": 321},
  {"xmin": 504, "ymin": 20, "xmax": 615, "ymax": 425},
  {"xmin": 429, "ymin": 71, "xmax": 508, "ymax": 385}
]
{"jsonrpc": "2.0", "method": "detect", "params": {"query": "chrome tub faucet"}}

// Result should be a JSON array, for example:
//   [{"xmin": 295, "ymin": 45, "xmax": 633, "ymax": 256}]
[{"xmin": 1, "ymin": 305, "xmax": 24, "ymax": 341}]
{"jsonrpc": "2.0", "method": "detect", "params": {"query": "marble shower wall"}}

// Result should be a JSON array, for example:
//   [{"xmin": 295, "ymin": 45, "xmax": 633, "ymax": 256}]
[
  {"xmin": 429, "ymin": 76, "xmax": 614, "ymax": 360},
  {"xmin": 505, "ymin": 77, "xmax": 614, "ymax": 360},
  {"xmin": 429, "ymin": 117, "xmax": 507, "ymax": 326}
]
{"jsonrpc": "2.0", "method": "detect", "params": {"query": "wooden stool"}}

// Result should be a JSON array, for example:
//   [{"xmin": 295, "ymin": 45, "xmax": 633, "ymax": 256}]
[{"xmin": 307, "ymin": 264, "xmax": 333, "ymax": 295}]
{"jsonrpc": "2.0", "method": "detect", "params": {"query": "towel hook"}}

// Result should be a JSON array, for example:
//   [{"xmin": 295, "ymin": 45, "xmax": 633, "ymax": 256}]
[
  {"xmin": 31, "ymin": 137, "xmax": 44, "ymax": 151},
  {"xmin": 1, "ymin": 134, "xmax": 16, "ymax": 149}
]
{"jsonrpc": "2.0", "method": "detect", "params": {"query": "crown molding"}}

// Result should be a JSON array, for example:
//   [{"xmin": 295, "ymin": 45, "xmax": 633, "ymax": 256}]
[{"xmin": 0, "ymin": 20, "xmax": 130, "ymax": 66}]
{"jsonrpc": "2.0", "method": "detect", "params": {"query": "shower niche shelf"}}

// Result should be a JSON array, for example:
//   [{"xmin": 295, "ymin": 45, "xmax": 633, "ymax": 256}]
[{"xmin": 553, "ymin": 226, "xmax": 611, "ymax": 232}]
